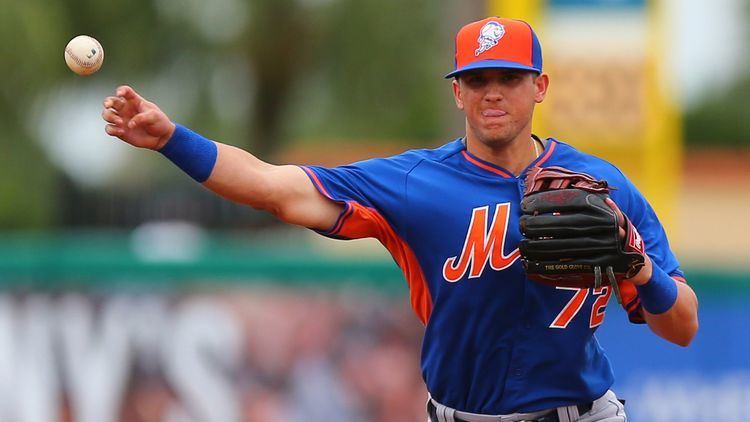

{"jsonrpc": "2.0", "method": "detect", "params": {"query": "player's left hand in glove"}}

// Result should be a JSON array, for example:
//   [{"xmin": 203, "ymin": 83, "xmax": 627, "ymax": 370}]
[{"xmin": 518, "ymin": 166, "xmax": 647, "ymax": 303}]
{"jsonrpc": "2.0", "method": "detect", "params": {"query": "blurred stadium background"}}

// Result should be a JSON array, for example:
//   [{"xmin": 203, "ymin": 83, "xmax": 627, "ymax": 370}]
[{"xmin": 0, "ymin": 0, "xmax": 748, "ymax": 421}]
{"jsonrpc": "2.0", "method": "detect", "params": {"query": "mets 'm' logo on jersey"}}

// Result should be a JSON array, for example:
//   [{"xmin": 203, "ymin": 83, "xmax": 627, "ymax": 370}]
[
  {"xmin": 443, "ymin": 203, "xmax": 520, "ymax": 282},
  {"xmin": 475, "ymin": 21, "xmax": 505, "ymax": 56}
]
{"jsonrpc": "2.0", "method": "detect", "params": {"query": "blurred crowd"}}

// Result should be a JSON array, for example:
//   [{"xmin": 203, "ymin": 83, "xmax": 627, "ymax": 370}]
[{"xmin": 43, "ymin": 287, "xmax": 428, "ymax": 422}]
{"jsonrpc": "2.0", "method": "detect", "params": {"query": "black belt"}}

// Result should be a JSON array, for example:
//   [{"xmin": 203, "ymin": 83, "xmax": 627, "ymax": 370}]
[{"xmin": 427, "ymin": 401, "xmax": 593, "ymax": 422}]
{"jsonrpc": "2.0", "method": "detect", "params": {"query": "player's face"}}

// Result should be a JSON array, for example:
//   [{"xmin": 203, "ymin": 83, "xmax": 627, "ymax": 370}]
[{"xmin": 452, "ymin": 69, "xmax": 548, "ymax": 147}]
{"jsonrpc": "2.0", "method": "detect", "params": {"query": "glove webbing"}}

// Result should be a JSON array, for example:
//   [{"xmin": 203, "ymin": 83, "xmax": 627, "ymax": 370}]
[
  {"xmin": 525, "ymin": 166, "xmax": 610, "ymax": 196},
  {"xmin": 593, "ymin": 265, "xmax": 623, "ymax": 304}
]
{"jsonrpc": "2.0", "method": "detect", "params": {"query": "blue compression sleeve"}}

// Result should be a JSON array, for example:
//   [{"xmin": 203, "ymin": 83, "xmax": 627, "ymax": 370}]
[
  {"xmin": 636, "ymin": 265, "xmax": 679, "ymax": 315},
  {"xmin": 158, "ymin": 124, "xmax": 218, "ymax": 183}
]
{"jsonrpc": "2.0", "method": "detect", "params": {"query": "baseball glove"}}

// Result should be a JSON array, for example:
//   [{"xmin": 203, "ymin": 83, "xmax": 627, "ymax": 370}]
[{"xmin": 518, "ymin": 166, "xmax": 646, "ymax": 303}]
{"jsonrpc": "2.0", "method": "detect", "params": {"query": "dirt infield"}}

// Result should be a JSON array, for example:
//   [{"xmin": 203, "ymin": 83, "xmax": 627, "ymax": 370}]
[{"xmin": 678, "ymin": 149, "xmax": 750, "ymax": 268}]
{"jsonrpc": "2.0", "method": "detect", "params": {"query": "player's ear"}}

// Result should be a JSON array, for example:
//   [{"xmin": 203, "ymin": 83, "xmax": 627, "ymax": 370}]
[
  {"xmin": 452, "ymin": 78, "xmax": 464, "ymax": 110},
  {"xmin": 533, "ymin": 73, "xmax": 549, "ymax": 103}
]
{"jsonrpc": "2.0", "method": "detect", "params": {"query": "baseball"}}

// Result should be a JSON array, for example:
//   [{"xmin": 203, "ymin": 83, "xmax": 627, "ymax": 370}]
[{"xmin": 64, "ymin": 35, "xmax": 104, "ymax": 76}]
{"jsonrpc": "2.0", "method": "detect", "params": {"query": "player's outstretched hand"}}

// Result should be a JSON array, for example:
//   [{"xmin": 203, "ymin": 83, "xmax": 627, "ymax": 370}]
[{"xmin": 102, "ymin": 85, "xmax": 176, "ymax": 150}]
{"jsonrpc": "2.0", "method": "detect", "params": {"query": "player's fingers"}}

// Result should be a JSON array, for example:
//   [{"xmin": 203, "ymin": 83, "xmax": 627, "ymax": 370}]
[
  {"xmin": 101, "ymin": 108, "xmax": 122, "ymax": 125},
  {"xmin": 604, "ymin": 198, "xmax": 625, "ymax": 227},
  {"xmin": 116, "ymin": 85, "xmax": 142, "ymax": 102},
  {"xmin": 128, "ymin": 110, "xmax": 159, "ymax": 128},
  {"xmin": 103, "ymin": 96, "xmax": 126, "ymax": 111},
  {"xmin": 104, "ymin": 124, "xmax": 124, "ymax": 137}
]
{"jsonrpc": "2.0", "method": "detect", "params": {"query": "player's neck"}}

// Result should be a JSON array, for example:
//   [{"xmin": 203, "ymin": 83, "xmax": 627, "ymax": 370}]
[{"xmin": 465, "ymin": 128, "xmax": 540, "ymax": 176}]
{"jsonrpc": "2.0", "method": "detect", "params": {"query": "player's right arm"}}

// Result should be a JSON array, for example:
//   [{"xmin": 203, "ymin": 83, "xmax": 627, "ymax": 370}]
[{"xmin": 101, "ymin": 85, "xmax": 343, "ymax": 230}]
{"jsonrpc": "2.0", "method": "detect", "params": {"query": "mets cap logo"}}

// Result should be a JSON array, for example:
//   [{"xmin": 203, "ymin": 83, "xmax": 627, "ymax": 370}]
[{"xmin": 475, "ymin": 21, "xmax": 505, "ymax": 56}]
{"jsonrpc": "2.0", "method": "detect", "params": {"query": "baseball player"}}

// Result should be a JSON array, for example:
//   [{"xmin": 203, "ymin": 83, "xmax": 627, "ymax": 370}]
[{"xmin": 101, "ymin": 17, "xmax": 698, "ymax": 422}]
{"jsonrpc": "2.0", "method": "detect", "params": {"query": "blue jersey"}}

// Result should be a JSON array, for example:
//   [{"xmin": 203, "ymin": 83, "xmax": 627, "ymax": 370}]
[{"xmin": 300, "ymin": 137, "xmax": 685, "ymax": 414}]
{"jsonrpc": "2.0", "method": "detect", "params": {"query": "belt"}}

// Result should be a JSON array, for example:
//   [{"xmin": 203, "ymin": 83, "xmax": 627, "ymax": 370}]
[{"xmin": 427, "ymin": 400, "xmax": 593, "ymax": 422}]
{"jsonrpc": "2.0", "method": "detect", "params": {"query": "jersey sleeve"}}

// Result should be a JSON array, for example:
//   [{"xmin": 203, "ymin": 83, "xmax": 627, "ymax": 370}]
[
  {"xmin": 301, "ymin": 155, "xmax": 433, "ymax": 324},
  {"xmin": 299, "ymin": 153, "xmax": 417, "ymax": 241},
  {"xmin": 609, "ymin": 173, "xmax": 686, "ymax": 324}
]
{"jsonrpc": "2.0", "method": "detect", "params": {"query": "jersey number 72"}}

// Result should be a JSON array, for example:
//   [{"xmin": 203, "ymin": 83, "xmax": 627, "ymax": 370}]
[{"xmin": 549, "ymin": 286, "xmax": 612, "ymax": 329}]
